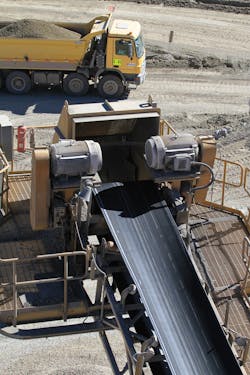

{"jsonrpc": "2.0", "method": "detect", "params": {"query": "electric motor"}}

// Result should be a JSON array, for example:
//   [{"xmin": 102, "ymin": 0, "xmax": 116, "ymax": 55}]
[
  {"xmin": 145, "ymin": 134, "xmax": 199, "ymax": 171},
  {"xmin": 50, "ymin": 139, "xmax": 102, "ymax": 177}
]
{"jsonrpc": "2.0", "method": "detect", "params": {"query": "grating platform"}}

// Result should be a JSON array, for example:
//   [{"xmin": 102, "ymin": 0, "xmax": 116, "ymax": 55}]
[
  {"xmin": 190, "ymin": 204, "xmax": 250, "ymax": 373},
  {"xmin": 0, "ymin": 175, "xmax": 82, "ymax": 318}
]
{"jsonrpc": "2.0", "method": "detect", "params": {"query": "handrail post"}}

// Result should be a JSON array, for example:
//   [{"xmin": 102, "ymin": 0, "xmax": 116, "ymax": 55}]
[
  {"xmin": 242, "ymin": 338, "xmax": 250, "ymax": 365},
  {"xmin": 243, "ymin": 237, "xmax": 250, "ymax": 262},
  {"xmin": 241, "ymin": 237, "xmax": 250, "ymax": 295},
  {"xmin": 63, "ymin": 255, "xmax": 68, "ymax": 321},
  {"xmin": 12, "ymin": 261, "xmax": 17, "ymax": 327},
  {"xmin": 243, "ymin": 167, "xmax": 250, "ymax": 194},
  {"xmin": 221, "ymin": 160, "xmax": 226, "ymax": 206},
  {"xmin": 224, "ymin": 299, "xmax": 230, "ymax": 327}
]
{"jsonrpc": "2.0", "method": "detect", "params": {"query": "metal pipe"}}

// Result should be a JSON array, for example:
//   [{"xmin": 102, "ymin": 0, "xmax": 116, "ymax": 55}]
[
  {"xmin": 134, "ymin": 353, "xmax": 144, "ymax": 375},
  {"xmin": 102, "ymin": 318, "xmax": 118, "ymax": 330},
  {"xmin": 126, "ymin": 347, "xmax": 134, "ymax": 375},
  {"xmin": 0, "ymin": 250, "xmax": 86, "ymax": 264},
  {"xmin": 2, "ymin": 275, "xmax": 84, "ymax": 288},
  {"xmin": 222, "ymin": 160, "xmax": 226, "ymax": 207},
  {"xmin": 12, "ymin": 262, "xmax": 17, "ymax": 327},
  {"xmin": 91, "ymin": 252, "xmax": 107, "ymax": 320},
  {"xmin": 242, "ymin": 338, "xmax": 250, "ymax": 365},
  {"xmin": 243, "ymin": 167, "xmax": 250, "ymax": 194},
  {"xmin": 105, "ymin": 281, "xmax": 137, "ymax": 362},
  {"xmin": 100, "ymin": 276, "xmax": 107, "ymax": 321},
  {"xmin": 224, "ymin": 299, "xmax": 230, "ymax": 328},
  {"xmin": 214, "ymin": 158, "xmax": 244, "ymax": 188},
  {"xmin": 99, "ymin": 331, "xmax": 121, "ymax": 375},
  {"xmin": 242, "ymin": 236, "xmax": 250, "ymax": 264},
  {"xmin": 63, "ymin": 255, "xmax": 68, "ymax": 321}
]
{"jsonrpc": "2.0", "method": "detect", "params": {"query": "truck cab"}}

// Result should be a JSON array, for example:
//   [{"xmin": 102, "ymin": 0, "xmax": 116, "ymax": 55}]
[{"xmin": 102, "ymin": 19, "xmax": 146, "ymax": 95}]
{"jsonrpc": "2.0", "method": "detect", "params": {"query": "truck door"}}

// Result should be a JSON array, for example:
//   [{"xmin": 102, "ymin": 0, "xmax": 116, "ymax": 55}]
[{"xmin": 108, "ymin": 38, "xmax": 137, "ymax": 74}]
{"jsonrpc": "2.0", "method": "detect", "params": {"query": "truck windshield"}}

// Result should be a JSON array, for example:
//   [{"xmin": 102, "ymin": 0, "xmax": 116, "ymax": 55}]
[{"xmin": 134, "ymin": 35, "xmax": 144, "ymax": 58}]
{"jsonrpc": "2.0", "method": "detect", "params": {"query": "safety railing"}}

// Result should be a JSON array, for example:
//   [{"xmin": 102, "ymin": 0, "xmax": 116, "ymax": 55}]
[
  {"xmin": 160, "ymin": 121, "xmax": 250, "ymax": 232},
  {"xmin": 160, "ymin": 119, "xmax": 179, "ymax": 136},
  {"xmin": 202, "ymin": 157, "xmax": 250, "ymax": 233},
  {"xmin": 0, "ymin": 250, "xmax": 86, "ymax": 326},
  {"xmin": 0, "ymin": 147, "xmax": 10, "ymax": 216},
  {"xmin": 240, "ymin": 237, "xmax": 250, "ymax": 310},
  {"xmin": 226, "ymin": 325, "xmax": 250, "ymax": 367}
]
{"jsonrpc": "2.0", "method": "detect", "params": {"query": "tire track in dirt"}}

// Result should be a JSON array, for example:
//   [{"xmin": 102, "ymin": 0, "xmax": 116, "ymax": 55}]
[{"xmin": 130, "ymin": 68, "xmax": 250, "ymax": 116}]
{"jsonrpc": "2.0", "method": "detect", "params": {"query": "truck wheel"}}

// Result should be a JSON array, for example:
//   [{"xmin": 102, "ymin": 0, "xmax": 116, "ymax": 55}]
[
  {"xmin": 97, "ymin": 74, "xmax": 125, "ymax": 98},
  {"xmin": 63, "ymin": 73, "xmax": 89, "ymax": 96},
  {"xmin": 6, "ymin": 71, "xmax": 31, "ymax": 94}
]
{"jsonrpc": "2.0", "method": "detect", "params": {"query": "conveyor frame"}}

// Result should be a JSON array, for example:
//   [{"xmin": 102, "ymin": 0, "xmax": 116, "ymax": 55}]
[{"xmin": 94, "ymin": 181, "xmax": 243, "ymax": 375}]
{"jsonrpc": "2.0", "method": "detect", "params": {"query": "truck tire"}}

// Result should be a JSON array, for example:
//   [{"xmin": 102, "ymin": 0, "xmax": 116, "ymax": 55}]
[
  {"xmin": 63, "ymin": 73, "xmax": 89, "ymax": 96},
  {"xmin": 97, "ymin": 74, "xmax": 124, "ymax": 98},
  {"xmin": 6, "ymin": 71, "xmax": 32, "ymax": 94}
]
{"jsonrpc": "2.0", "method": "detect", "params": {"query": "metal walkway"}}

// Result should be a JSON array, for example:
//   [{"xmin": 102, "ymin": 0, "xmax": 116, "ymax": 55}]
[{"xmin": 94, "ymin": 181, "xmax": 242, "ymax": 375}]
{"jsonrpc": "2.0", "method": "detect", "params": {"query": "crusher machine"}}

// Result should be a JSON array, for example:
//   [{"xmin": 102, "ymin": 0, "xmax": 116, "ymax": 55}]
[{"xmin": 0, "ymin": 99, "xmax": 249, "ymax": 374}]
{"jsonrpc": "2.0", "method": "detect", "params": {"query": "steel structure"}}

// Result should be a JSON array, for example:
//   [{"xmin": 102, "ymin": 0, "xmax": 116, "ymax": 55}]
[{"xmin": 94, "ymin": 181, "xmax": 242, "ymax": 375}]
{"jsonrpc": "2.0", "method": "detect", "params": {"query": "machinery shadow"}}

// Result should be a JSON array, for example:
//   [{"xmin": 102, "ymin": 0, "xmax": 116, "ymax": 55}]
[{"xmin": 0, "ymin": 86, "xmax": 103, "ymax": 116}]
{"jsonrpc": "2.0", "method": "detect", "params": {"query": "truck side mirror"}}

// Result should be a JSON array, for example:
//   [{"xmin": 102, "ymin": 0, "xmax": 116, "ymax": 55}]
[{"xmin": 128, "ymin": 43, "xmax": 133, "ymax": 59}]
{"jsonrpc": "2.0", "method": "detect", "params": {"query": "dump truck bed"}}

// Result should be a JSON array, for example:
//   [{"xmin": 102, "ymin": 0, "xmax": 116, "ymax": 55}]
[
  {"xmin": 0, "ymin": 16, "xmax": 110, "ymax": 70},
  {"xmin": 0, "ymin": 39, "xmax": 89, "ymax": 70}
]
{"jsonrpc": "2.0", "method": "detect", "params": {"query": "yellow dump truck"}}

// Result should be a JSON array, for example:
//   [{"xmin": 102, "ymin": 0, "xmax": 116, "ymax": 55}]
[{"xmin": 0, "ymin": 14, "xmax": 146, "ymax": 97}]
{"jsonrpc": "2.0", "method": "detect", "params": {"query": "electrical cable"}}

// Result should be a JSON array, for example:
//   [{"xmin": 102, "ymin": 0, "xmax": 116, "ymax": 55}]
[{"xmin": 191, "ymin": 161, "xmax": 215, "ymax": 192}]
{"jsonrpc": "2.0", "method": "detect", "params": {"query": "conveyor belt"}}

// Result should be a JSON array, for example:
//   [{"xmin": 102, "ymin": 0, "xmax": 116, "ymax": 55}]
[{"xmin": 94, "ymin": 181, "xmax": 242, "ymax": 375}]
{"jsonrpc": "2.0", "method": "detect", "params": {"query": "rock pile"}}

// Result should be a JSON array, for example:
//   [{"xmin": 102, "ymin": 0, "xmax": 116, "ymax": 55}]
[{"xmin": 0, "ymin": 19, "xmax": 80, "ymax": 39}]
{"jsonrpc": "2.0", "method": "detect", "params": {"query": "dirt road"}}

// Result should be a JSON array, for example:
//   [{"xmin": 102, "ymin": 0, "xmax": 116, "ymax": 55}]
[{"xmin": 0, "ymin": 1, "xmax": 249, "ymax": 374}]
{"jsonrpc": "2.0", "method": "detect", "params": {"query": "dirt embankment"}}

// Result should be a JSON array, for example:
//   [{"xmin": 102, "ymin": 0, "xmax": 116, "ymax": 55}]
[
  {"xmin": 115, "ymin": 0, "xmax": 250, "ymax": 14},
  {"xmin": 142, "ymin": 1, "xmax": 250, "ymax": 72},
  {"xmin": 168, "ymin": 113, "xmax": 250, "ymax": 148},
  {"xmin": 146, "ymin": 46, "xmax": 250, "ymax": 71}
]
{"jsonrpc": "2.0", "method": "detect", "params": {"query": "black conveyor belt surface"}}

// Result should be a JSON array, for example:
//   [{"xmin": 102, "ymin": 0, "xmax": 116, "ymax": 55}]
[{"xmin": 94, "ymin": 181, "xmax": 242, "ymax": 375}]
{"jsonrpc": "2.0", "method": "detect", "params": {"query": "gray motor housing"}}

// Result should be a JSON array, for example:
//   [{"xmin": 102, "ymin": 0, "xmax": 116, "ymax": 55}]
[
  {"xmin": 145, "ymin": 134, "xmax": 199, "ymax": 171},
  {"xmin": 50, "ymin": 139, "xmax": 102, "ymax": 177}
]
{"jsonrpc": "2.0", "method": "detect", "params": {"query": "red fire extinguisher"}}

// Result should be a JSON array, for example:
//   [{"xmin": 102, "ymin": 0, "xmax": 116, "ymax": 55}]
[{"xmin": 17, "ymin": 126, "xmax": 26, "ymax": 153}]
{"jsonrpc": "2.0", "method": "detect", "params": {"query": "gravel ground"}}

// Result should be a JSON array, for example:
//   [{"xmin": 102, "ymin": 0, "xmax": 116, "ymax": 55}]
[
  {"xmin": 0, "ymin": 326, "xmax": 122, "ymax": 375},
  {"xmin": 116, "ymin": 0, "xmax": 250, "ymax": 14}
]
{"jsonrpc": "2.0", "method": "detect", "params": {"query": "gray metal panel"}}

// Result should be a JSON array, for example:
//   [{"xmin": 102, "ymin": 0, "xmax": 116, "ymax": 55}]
[
  {"xmin": 73, "ymin": 112, "xmax": 160, "ymax": 124},
  {"xmin": 0, "ymin": 159, "xmax": 3, "ymax": 209},
  {"xmin": 94, "ymin": 181, "xmax": 242, "ymax": 375},
  {"xmin": 67, "ymin": 100, "xmax": 161, "ymax": 116},
  {"xmin": 0, "ymin": 115, "xmax": 13, "ymax": 161}
]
